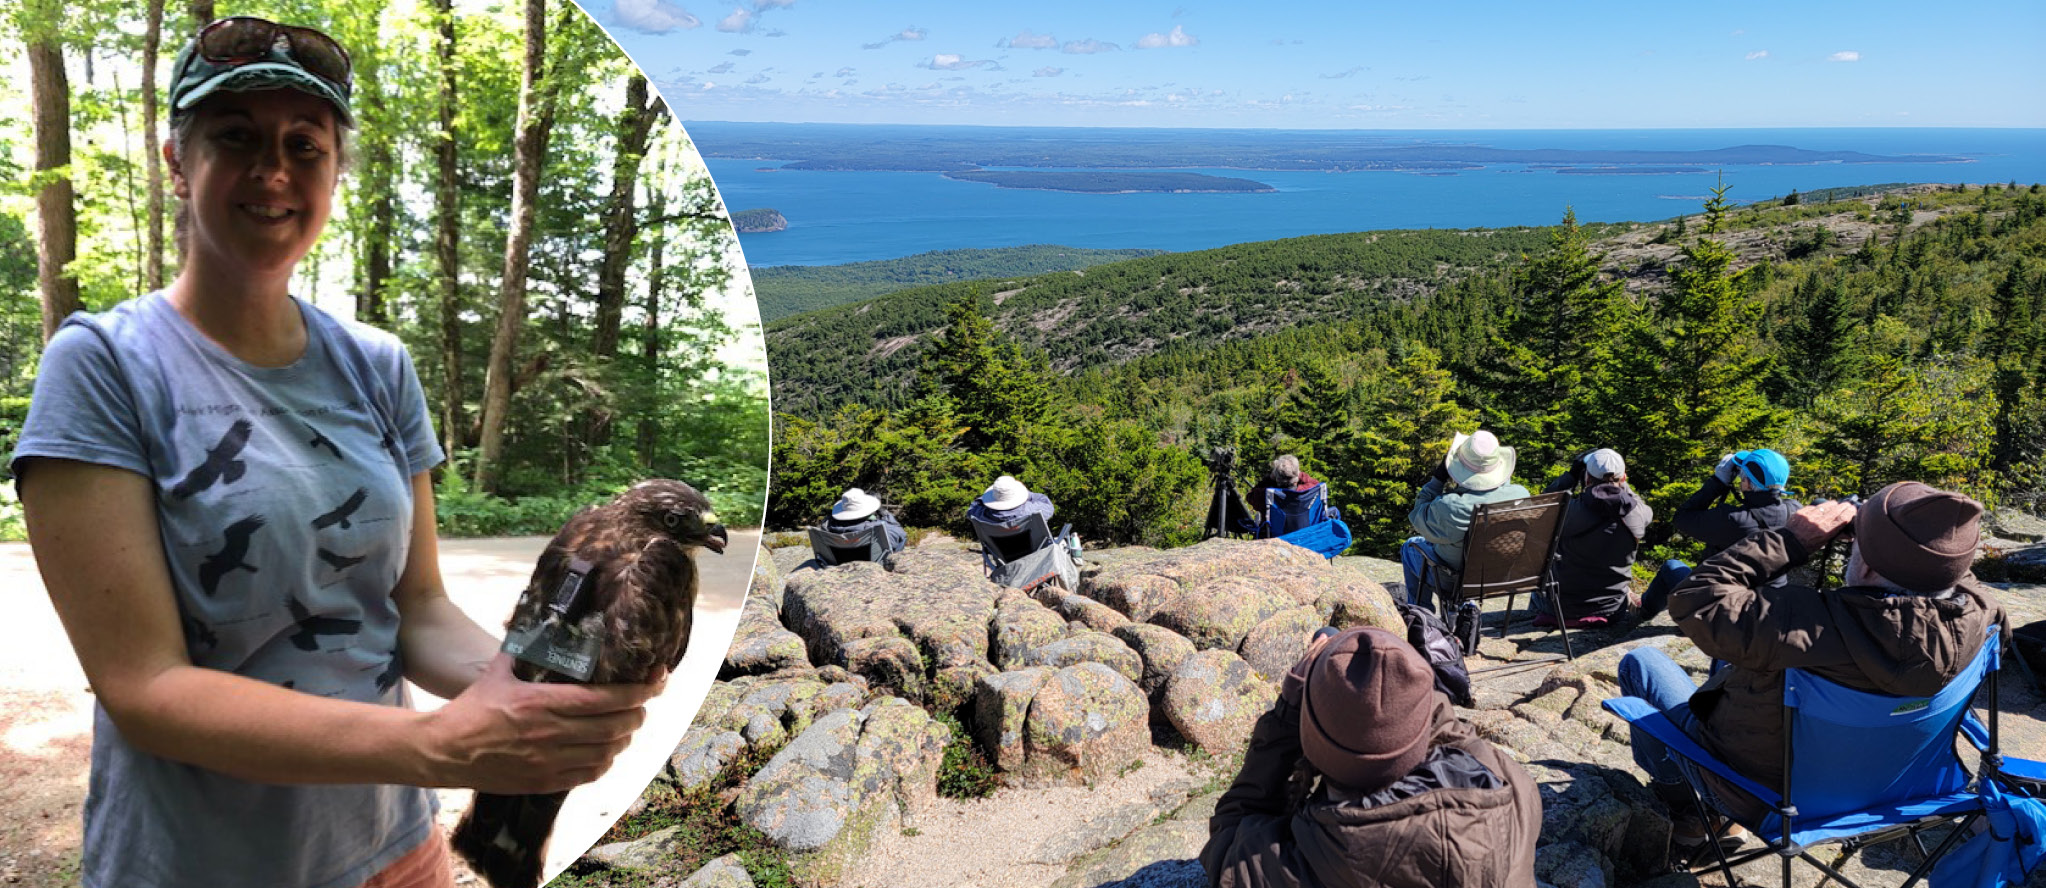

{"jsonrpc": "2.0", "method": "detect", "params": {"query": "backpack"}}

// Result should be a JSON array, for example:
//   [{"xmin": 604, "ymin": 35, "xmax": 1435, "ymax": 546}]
[
  {"xmin": 1396, "ymin": 602, "xmax": 1475, "ymax": 708},
  {"xmin": 2015, "ymin": 620, "xmax": 2046, "ymax": 691}
]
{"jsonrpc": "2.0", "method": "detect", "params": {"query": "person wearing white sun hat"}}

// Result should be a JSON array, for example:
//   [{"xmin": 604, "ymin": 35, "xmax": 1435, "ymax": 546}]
[
  {"xmin": 822, "ymin": 487, "xmax": 906, "ymax": 554},
  {"xmin": 968, "ymin": 474, "xmax": 1057, "ymax": 526},
  {"xmin": 1398, "ymin": 430, "xmax": 1531, "ymax": 610}
]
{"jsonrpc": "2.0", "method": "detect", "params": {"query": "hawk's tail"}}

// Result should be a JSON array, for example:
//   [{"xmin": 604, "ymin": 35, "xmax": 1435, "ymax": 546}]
[{"xmin": 449, "ymin": 789, "xmax": 569, "ymax": 888}]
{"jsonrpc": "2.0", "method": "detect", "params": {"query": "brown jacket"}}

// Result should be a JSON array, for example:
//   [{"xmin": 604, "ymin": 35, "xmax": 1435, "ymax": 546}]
[
  {"xmin": 1668, "ymin": 528, "xmax": 2006, "ymax": 818},
  {"xmin": 1202, "ymin": 696, "xmax": 1541, "ymax": 888}
]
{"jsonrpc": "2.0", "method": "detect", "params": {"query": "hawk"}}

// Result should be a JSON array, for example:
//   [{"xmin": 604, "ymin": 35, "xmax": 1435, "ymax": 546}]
[{"xmin": 450, "ymin": 479, "xmax": 728, "ymax": 888}]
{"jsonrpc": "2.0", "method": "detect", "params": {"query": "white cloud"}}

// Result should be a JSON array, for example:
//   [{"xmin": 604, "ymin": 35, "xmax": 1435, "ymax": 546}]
[
  {"xmin": 613, "ymin": 0, "xmax": 700, "ymax": 33},
  {"xmin": 755, "ymin": 0, "xmax": 796, "ymax": 7},
  {"xmin": 863, "ymin": 27, "xmax": 927, "ymax": 49},
  {"xmin": 1321, "ymin": 65, "xmax": 1368, "ymax": 79},
  {"xmin": 1731, "ymin": 28, "xmax": 1746, "ymax": 36},
  {"xmin": 708, "ymin": 61, "xmax": 735, "ymax": 73},
  {"xmin": 1063, "ymin": 38, "xmax": 1120, "ymax": 54},
  {"xmin": 718, "ymin": 7, "xmax": 754, "ymax": 32},
  {"xmin": 1034, "ymin": 66, "xmax": 1064, "ymax": 77},
  {"xmin": 1829, "ymin": 50, "xmax": 1860, "ymax": 62},
  {"xmin": 746, "ymin": 73, "xmax": 770, "ymax": 84},
  {"xmin": 835, "ymin": 66, "xmax": 856, "ymax": 77},
  {"xmin": 1745, "ymin": 50, "xmax": 1768, "ymax": 60},
  {"xmin": 729, "ymin": 49, "xmax": 752, "ymax": 56},
  {"xmin": 928, "ymin": 53, "xmax": 997, "ymax": 71},
  {"xmin": 765, "ymin": 29, "xmax": 786, "ymax": 37},
  {"xmin": 1001, "ymin": 30, "xmax": 1059, "ymax": 50},
  {"xmin": 1137, "ymin": 25, "xmax": 1198, "ymax": 49}
]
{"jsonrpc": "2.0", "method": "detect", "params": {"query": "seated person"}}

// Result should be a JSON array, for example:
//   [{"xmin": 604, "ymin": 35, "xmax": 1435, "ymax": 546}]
[
  {"xmin": 1641, "ymin": 448, "xmax": 1799, "ymax": 619},
  {"xmin": 1617, "ymin": 483, "xmax": 2004, "ymax": 852},
  {"xmin": 1399, "ymin": 430, "xmax": 1530, "ymax": 609},
  {"xmin": 1245, "ymin": 454, "xmax": 1320, "ymax": 519},
  {"xmin": 968, "ymin": 474, "xmax": 1056, "ymax": 527},
  {"xmin": 819, "ymin": 487, "xmax": 905, "ymax": 555},
  {"xmin": 1534, "ymin": 448, "xmax": 1652, "ymax": 629},
  {"xmin": 1201, "ymin": 627, "xmax": 1541, "ymax": 888}
]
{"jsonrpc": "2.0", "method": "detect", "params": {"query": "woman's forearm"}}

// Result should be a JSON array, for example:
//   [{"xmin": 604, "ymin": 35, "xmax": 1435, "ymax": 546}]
[
  {"xmin": 111, "ymin": 665, "xmax": 448, "ymax": 786},
  {"xmin": 396, "ymin": 590, "xmax": 501, "ymax": 700}
]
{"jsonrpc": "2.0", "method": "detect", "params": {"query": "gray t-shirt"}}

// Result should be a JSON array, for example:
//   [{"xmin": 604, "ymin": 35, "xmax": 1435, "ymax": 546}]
[{"xmin": 12, "ymin": 292, "xmax": 445, "ymax": 888}]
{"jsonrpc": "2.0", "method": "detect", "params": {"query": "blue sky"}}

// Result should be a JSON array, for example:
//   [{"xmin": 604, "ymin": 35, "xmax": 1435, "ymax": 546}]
[{"xmin": 584, "ymin": 0, "xmax": 2045, "ymax": 129}]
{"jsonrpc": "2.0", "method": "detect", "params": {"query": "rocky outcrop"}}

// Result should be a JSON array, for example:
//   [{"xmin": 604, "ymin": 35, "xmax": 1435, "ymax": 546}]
[
  {"xmin": 1161, "ymin": 649, "xmax": 1275, "ymax": 754},
  {"xmin": 722, "ymin": 554, "xmax": 808, "ymax": 677},
  {"xmin": 606, "ymin": 544, "xmax": 2046, "ymax": 888},
  {"xmin": 781, "ymin": 555, "xmax": 1002, "ymax": 703},
  {"xmin": 735, "ymin": 696, "xmax": 948, "ymax": 876},
  {"xmin": 974, "ymin": 663, "xmax": 1150, "ymax": 784}
]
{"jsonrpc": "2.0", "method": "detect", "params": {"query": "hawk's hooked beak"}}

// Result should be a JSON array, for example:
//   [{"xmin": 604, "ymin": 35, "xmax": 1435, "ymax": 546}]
[{"xmin": 705, "ymin": 523, "xmax": 730, "ymax": 555}]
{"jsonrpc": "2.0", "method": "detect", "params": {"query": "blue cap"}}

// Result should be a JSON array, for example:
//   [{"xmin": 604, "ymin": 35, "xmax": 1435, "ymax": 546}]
[{"xmin": 1734, "ymin": 449, "xmax": 1789, "ymax": 489}]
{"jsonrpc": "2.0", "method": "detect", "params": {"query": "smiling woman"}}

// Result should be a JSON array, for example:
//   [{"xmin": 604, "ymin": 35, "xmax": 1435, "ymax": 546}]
[{"xmin": 3, "ymin": 3, "xmax": 766, "ymax": 888}]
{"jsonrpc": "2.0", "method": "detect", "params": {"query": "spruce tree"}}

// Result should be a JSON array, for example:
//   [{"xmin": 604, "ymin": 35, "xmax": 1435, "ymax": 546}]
[
  {"xmin": 1473, "ymin": 209, "xmax": 1626, "ymax": 468},
  {"xmin": 1577, "ymin": 186, "xmax": 1785, "ymax": 518},
  {"xmin": 1344, "ymin": 346, "xmax": 1475, "ymax": 553},
  {"xmin": 920, "ymin": 291, "xmax": 1055, "ymax": 456}
]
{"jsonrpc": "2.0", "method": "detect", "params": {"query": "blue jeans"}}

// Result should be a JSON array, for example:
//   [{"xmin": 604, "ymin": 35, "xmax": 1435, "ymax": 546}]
[
  {"xmin": 1400, "ymin": 536, "xmax": 1445, "ymax": 610},
  {"xmin": 1640, "ymin": 559, "xmax": 1691, "ymax": 619},
  {"xmin": 1618, "ymin": 647, "xmax": 1703, "ymax": 786}
]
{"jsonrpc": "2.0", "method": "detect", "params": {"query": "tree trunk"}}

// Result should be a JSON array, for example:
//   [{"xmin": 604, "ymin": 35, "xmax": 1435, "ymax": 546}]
[
  {"xmin": 587, "ymin": 75, "xmax": 666, "ymax": 450},
  {"xmin": 636, "ymin": 209, "xmax": 666, "ymax": 468},
  {"xmin": 143, "ymin": 0, "xmax": 165, "ymax": 289},
  {"xmin": 590, "ymin": 75, "xmax": 665, "ymax": 359},
  {"xmin": 474, "ymin": 0, "xmax": 561, "ymax": 494},
  {"xmin": 28, "ymin": 11, "xmax": 80, "ymax": 343},
  {"xmin": 433, "ymin": 0, "xmax": 465, "ymax": 459},
  {"xmin": 356, "ymin": 50, "xmax": 393, "ymax": 325},
  {"xmin": 187, "ymin": 0, "xmax": 212, "ymax": 29}
]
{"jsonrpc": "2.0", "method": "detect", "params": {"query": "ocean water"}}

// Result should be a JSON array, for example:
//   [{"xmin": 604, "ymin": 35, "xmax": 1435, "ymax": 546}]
[{"xmin": 696, "ymin": 127, "xmax": 2046, "ymax": 268}]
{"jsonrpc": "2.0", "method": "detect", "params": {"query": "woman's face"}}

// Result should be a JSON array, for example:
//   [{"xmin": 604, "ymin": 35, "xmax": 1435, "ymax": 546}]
[{"xmin": 169, "ymin": 88, "xmax": 340, "ymax": 281}]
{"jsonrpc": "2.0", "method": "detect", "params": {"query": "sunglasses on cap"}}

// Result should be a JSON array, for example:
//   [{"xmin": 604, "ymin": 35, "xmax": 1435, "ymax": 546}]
[{"xmin": 194, "ymin": 16, "xmax": 352, "ymax": 90}]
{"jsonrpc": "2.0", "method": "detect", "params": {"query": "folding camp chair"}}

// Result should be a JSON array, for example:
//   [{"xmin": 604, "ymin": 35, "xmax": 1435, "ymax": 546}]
[
  {"xmin": 1257, "ymin": 482, "xmax": 1353, "ymax": 560},
  {"xmin": 1255, "ymin": 482, "xmax": 1337, "ymax": 538},
  {"xmin": 1603, "ymin": 624, "xmax": 2006, "ymax": 888},
  {"xmin": 969, "ymin": 513, "xmax": 1080, "ymax": 592},
  {"xmin": 1420, "ymin": 491, "xmax": 1573, "ymax": 671},
  {"xmin": 807, "ymin": 523, "xmax": 892, "ymax": 567}
]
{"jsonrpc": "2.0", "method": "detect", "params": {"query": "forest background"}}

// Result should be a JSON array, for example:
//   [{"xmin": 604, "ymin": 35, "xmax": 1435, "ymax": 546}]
[
  {"xmin": 764, "ymin": 181, "xmax": 2046, "ymax": 571},
  {"xmin": 0, "ymin": 0, "xmax": 772, "ymax": 540}
]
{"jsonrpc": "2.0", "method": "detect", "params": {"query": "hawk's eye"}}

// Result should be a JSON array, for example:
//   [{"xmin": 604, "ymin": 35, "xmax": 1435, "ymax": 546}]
[{"xmin": 661, "ymin": 511, "xmax": 684, "ymax": 530}]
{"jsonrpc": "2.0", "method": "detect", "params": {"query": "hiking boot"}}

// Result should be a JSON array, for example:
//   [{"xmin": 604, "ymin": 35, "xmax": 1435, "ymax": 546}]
[
  {"xmin": 1654, "ymin": 782, "xmax": 1749, "ymax": 853},
  {"xmin": 1671, "ymin": 812, "xmax": 1751, "ymax": 852}
]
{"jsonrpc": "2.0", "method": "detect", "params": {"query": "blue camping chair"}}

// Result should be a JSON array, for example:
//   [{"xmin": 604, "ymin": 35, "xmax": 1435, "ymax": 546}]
[
  {"xmin": 1256, "ymin": 482, "xmax": 1352, "ymax": 560},
  {"xmin": 1603, "ymin": 624, "xmax": 2009, "ymax": 888}
]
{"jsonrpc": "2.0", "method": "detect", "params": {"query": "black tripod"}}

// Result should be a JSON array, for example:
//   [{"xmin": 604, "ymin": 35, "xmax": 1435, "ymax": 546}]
[{"xmin": 1201, "ymin": 447, "xmax": 1250, "ymax": 539}]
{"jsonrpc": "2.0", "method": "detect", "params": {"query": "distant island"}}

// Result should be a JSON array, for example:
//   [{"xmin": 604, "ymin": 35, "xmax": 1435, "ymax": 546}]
[
  {"xmin": 732, "ymin": 208, "xmax": 788, "ymax": 233},
  {"xmin": 691, "ymin": 122, "xmax": 1970, "ymax": 173},
  {"xmin": 942, "ymin": 170, "xmax": 1275, "ymax": 194}
]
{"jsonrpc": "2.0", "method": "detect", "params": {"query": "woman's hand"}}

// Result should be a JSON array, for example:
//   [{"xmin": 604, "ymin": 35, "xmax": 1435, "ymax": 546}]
[{"xmin": 418, "ymin": 654, "xmax": 666, "ymax": 794}]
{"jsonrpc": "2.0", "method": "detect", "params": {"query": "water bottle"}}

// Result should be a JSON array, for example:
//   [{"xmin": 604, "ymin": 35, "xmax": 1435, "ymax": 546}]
[{"xmin": 1066, "ymin": 535, "xmax": 1083, "ymax": 562}]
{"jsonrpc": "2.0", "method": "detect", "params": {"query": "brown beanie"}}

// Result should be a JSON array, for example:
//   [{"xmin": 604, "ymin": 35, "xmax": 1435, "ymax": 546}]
[
  {"xmin": 1296, "ymin": 627, "xmax": 1436, "ymax": 793},
  {"xmin": 1854, "ymin": 481, "xmax": 1982, "ymax": 592}
]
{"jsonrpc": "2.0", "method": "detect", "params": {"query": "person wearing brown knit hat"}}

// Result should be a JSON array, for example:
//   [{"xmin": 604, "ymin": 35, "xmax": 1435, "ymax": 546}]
[
  {"xmin": 1202, "ymin": 628, "xmax": 1541, "ymax": 888},
  {"xmin": 1615, "ymin": 480, "xmax": 2006, "ymax": 849}
]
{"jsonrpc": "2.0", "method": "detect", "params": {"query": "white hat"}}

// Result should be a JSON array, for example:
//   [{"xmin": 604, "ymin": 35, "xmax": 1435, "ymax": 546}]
[
  {"xmin": 830, "ymin": 488, "xmax": 881, "ymax": 521},
  {"xmin": 981, "ymin": 475, "xmax": 1030, "ymax": 512},
  {"xmin": 1446, "ymin": 431, "xmax": 1516, "ymax": 491}
]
